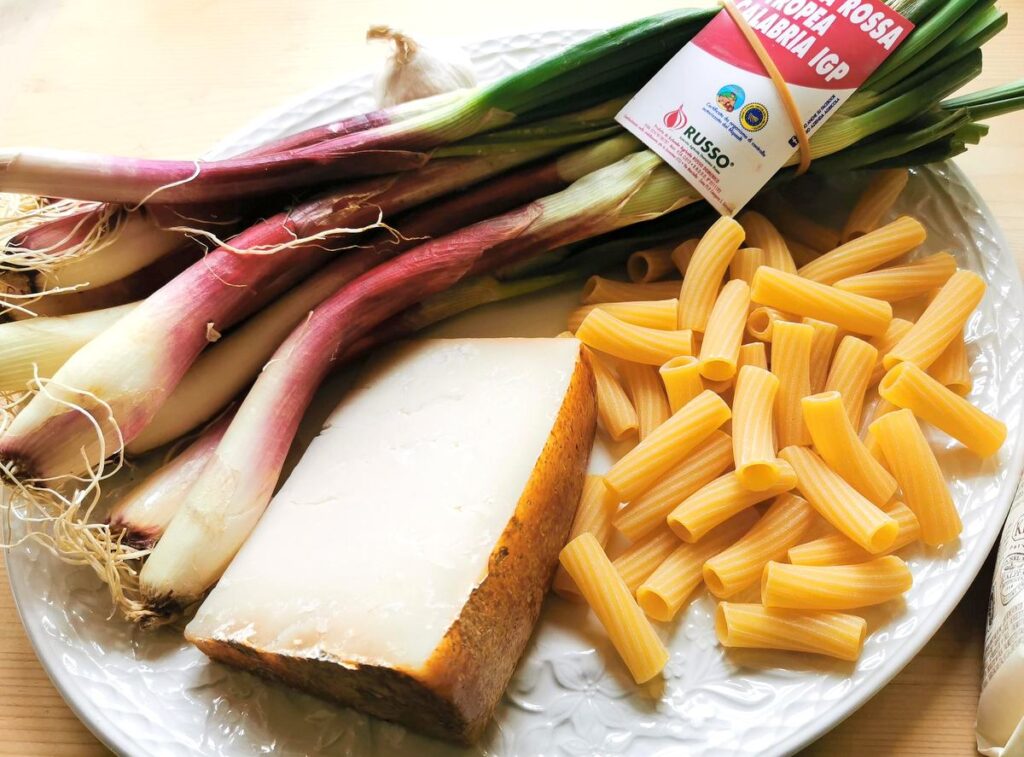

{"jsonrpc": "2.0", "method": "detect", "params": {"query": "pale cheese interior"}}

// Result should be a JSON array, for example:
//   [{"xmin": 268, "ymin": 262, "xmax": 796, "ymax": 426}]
[{"xmin": 186, "ymin": 338, "xmax": 580, "ymax": 671}]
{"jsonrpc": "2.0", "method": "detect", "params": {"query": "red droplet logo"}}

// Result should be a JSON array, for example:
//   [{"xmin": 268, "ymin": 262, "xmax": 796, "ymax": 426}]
[{"xmin": 663, "ymin": 105, "xmax": 687, "ymax": 130}]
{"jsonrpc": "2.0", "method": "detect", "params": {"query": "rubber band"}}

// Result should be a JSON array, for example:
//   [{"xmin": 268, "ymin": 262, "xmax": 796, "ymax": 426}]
[{"xmin": 720, "ymin": 0, "xmax": 813, "ymax": 175}]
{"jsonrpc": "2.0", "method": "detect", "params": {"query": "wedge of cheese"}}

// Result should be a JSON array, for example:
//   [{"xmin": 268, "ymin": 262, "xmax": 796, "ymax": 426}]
[{"xmin": 186, "ymin": 337, "xmax": 596, "ymax": 743}]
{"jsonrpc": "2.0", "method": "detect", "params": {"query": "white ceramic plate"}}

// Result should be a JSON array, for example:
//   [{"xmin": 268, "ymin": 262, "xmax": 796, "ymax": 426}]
[{"xmin": 7, "ymin": 29, "xmax": 1024, "ymax": 757}]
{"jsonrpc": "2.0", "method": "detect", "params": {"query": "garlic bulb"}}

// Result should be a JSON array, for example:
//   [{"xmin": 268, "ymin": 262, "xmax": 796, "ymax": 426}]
[{"xmin": 368, "ymin": 26, "xmax": 476, "ymax": 108}]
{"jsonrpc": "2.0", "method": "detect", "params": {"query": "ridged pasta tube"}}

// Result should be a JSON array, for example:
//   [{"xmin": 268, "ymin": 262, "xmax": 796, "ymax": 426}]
[
  {"xmin": 620, "ymin": 362, "xmax": 670, "ymax": 440},
  {"xmin": 732, "ymin": 366, "xmax": 783, "ymax": 491},
  {"xmin": 869, "ymin": 408, "xmax": 963, "ymax": 545},
  {"xmin": 787, "ymin": 501, "xmax": 920, "ymax": 566},
  {"xmin": 771, "ymin": 321, "xmax": 814, "ymax": 448},
  {"xmin": 824, "ymin": 336, "xmax": 878, "ymax": 428},
  {"xmin": 802, "ymin": 391, "xmax": 897, "ymax": 507},
  {"xmin": 589, "ymin": 351, "xmax": 638, "ymax": 441},
  {"xmin": 738, "ymin": 211, "xmax": 796, "ymax": 273},
  {"xmin": 804, "ymin": 317, "xmax": 839, "ymax": 394},
  {"xmin": 878, "ymin": 362, "xmax": 1005, "ymax": 457},
  {"xmin": 577, "ymin": 308, "xmax": 693, "ymax": 365},
  {"xmin": 780, "ymin": 445, "xmax": 898, "ymax": 554},
  {"xmin": 627, "ymin": 246, "xmax": 676, "ymax": 283},
  {"xmin": 553, "ymin": 476, "xmax": 619, "ymax": 599},
  {"xmin": 730, "ymin": 247, "xmax": 766, "ymax": 285},
  {"xmin": 715, "ymin": 603, "xmax": 866, "ymax": 661},
  {"xmin": 761, "ymin": 556, "xmax": 912, "ymax": 610},
  {"xmin": 612, "ymin": 431, "xmax": 732, "ymax": 541},
  {"xmin": 703, "ymin": 493, "xmax": 815, "ymax": 598},
  {"xmin": 559, "ymin": 533, "xmax": 669, "ymax": 683},
  {"xmin": 928, "ymin": 329, "xmax": 972, "ymax": 397},
  {"xmin": 667, "ymin": 467, "xmax": 796, "ymax": 543},
  {"xmin": 883, "ymin": 269, "xmax": 985, "ymax": 371},
  {"xmin": 833, "ymin": 252, "xmax": 956, "ymax": 301},
  {"xmin": 582, "ymin": 276, "xmax": 682, "ymax": 304},
  {"xmin": 678, "ymin": 216, "xmax": 745, "ymax": 332},
  {"xmin": 636, "ymin": 510, "xmax": 757, "ymax": 622},
  {"xmin": 840, "ymin": 169, "xmax": 910, "ymax": 242},
  {"xmin": 751, "ymin": 267, "xmax": 892, "ymax": 337},
  {"xmin": 798, "ymin": 216, "xmax": 926, "ymax": 285},
  {"xmin": 604, "ymin": 390, "xmax": 731, "ymax": 501},
  {"xmin": 659, "ymin": 355, "xmax": 703, "ymax": 414},
  {"xmin": 568, "ymin": 299, "xmax": 679, "ymax": 331},
  {"xmin": 699, "ymin": 279, "xmax": 750, "ymax": 381}
]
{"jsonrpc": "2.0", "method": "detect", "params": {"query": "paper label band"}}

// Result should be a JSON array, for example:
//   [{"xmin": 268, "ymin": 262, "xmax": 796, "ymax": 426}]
[{"xmin": 616, "ymin": 0, "xmax": 914, "ymax": 216}]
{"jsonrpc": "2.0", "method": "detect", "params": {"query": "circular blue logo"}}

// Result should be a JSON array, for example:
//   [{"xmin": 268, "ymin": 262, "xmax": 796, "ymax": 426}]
[{"xmin": 716, "ymin": 85, "xmax": 746, "ymax": 113}]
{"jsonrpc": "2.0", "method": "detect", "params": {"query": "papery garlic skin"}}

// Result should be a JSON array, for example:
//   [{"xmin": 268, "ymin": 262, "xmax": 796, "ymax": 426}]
[{"xmin": 368, "ymin": 26, "xmax": 476, "ymax": 108}]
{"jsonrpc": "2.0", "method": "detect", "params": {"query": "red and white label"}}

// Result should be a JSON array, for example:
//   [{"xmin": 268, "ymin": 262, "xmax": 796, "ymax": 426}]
[{"xmin": 617, "ymin": 0, "xmax": 914, "ymax": 215}]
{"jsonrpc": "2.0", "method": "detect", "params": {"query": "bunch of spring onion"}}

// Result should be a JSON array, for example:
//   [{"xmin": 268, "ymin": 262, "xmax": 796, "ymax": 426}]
[{"xmin": 0, "ymin": 0, "xmax": 1021, "ymax": 621}]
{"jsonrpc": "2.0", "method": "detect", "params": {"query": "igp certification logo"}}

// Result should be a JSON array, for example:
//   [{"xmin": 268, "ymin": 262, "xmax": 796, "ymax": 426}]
[
  {"xmin": 663, "ymin": 105, "xmax": 688, "ymax": 130},
  {"xmin": 740, "ymin": 103, "xmax": 769, "ymax": 132}
]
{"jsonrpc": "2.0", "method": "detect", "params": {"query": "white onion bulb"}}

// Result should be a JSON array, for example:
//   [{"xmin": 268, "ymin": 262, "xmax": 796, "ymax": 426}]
[{"xmin": 368, "ymin": 26, "xmax": 476, "ymax": 108}]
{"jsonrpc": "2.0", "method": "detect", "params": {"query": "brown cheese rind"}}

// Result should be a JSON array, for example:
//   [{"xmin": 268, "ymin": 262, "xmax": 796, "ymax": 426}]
[{"xmin": 189, "ymin": 351, "xmax": 597, "ymax": 744}]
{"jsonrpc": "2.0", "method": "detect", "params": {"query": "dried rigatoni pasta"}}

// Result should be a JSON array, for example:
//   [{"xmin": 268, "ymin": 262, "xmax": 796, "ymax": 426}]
[
  {"xmin": 553, "ymin": 476, "xmax": 619, "ymax": 599},
  {"xmin": 613, "ymin": 431, "xmax": 732, "ymax": 540},
  {"xmin": 659, "ymin": 355, "xmax": 703, "ymax": 413},
  {"xmin": 699, "ymin": 280, "xmax": 750, "ymax": 381},
  {"xmin": 870, "ymin": 408, "xmax": 963, "ymax": 545},
  {"xmin": 611, "ymin": 527, "xmax": 680, "ymax": 592},
  {"xmin": 589, "ymin": 351, "xmax": 639, "ymax": 441},
  {"xmin": 604, "ymin": 390, "xmax": 731, "ymax": 501},
  {"xmin": 760, "ymin": 196, "xmax": 841, "ymax": 252},
  {"xmin": 751, "ymin": 267, "xmax": 892, "ymax": 336},
  {"xmin": 833, "ymin": 252, "xmax": 956, "ymax": 302},
  {"xmin": 805, "ymin": 317, "xmax": 840, "ymax": 394},
  {"xmin": 892, "ymin": 292, "xmax": 933, "ymax": 322},
  {"xmin": 802, "ymin": 391, "xmax": 897, "ymax": 507},
  {"xmin": 747, "ymin": 306, "xmax": 791, "ymax": 342},
  {"xmin": 840, "ymin": 169, "xmax": 910, "ymax": 242},
  {"xmin": 559, "ymin": 533, "xmax": 668, "ymax": 683},
  {"xmin": 730, "ymin": 247, "xmax": 765, "ymax": 286},
  {"xmin": 703, "ymin": 493, "xmax": 815, "ymax": 598},
  {"xmin": 577, "ymin": 309, "xmax": 693, "ymax": 366},
  {"xmin": 785, "ymin": 236, "xmax": 821, "ymax": 267},
  {"xmin": 582, "ymin": 276, "xmax": 683, "ymax": 304},
  {"xmin": 715, "ymin": 603, "xmax": 866, "ymax": 661},
  {"xmin": 824, "ymin": 336, "xmax": 878, "ymax": 428},
  {"xmin": 780, "ymin": 445, "xmax": 898, "ymax": 553},
  {"xmin": 738, "ymin": 342, "xmax": 768, "ymax": 371},
  {"xmin": 704, "ymin": 377, "xmax": 734, "ymax": 396},
  {"xmin": 798, "ymin": 216, "xmax": 927, "ymax": 285},
  {"xmin": 678, "ymin": 216, "xmax": 745, "ymax": 332},
  {"xmin": 771, "ymin": 321, "xmax": 814, "ymax": 448},
  {"xmin": 878, "ymin": 362, "xmax": 1006, "ymax": 457},
  {"xmin": 868, "ymin": 317, "xmax": 914, "ymax": 385},
  {"xmin": 671, "ymin": 238, "xmax": 700, "ymax": 275},
  {"xmin": 929, "ymin": 329, "xmax": 972, "ymax": 396},
  {"xmin": 627, "ymin": 246, "xmax": 676, "ymax": 283},
  {"xmin": 788, "ymin": 501, "xmax": 920, "ymax": 566},
  {"xmin": 667, "ymin": 467, "xmax": 796, "ymax": 542},
  {"xmin": 883, "ymin": 269, "xmax": 985, "ymax": 371},
  {"xmin": 568, "ymin": 299, "xmax": 678, "ymax": 331},
  {"xmin": 637, "ymin": 510, "xmax": 758, "ymax": 621},
  {"xmin": 761, "ymin": 556, "xmax": 912, "ymax": 610},
  {"xmin": 862, "ymin": 397, "xmax": 897, "ymax": 462},
  {"xmin": 620, "ymin": 362, "xmax": 671, "ymax": 441},
  {"xmin": 732, "ymin": 366, "xmax": 783, "ymax": 490},
  {"xmin": 738, "ymin": 211, "xmax": 797, "ymax": 273}
]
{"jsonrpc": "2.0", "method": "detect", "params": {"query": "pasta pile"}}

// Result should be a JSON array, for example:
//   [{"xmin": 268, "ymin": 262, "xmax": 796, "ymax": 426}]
[{"xmin": 554, "ymin": 169, "xmax": 1008, "ymax": 683}]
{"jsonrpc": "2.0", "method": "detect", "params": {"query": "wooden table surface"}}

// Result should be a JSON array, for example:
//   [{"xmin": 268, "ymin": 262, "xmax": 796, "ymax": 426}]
[{"xmin": 1, "ymin": 1, "xmax": 1022, "ymax": 754}]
